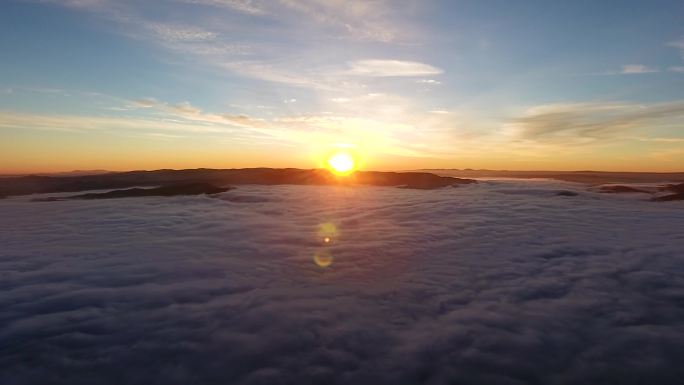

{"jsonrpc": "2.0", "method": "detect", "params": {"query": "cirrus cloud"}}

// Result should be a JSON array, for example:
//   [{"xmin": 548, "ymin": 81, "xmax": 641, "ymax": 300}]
[
  {"xmin": 347, "ymin": 59, "xmax": 444, "ymax": 77},
  {"xmin": 506, "ymin": 101, "xmax": 684, "ymax": 144}
]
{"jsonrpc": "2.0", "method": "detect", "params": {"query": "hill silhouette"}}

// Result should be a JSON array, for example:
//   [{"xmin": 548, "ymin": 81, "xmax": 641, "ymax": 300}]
[
  {"xmin": 653, "ymin": 183, "xmax": 684, "ymax": 201},
  {"xmin": 0, "ymin": 168, "xmax": 475, "ymax": 197},
  {"xmin": 32, "ymin": 183, "xmax": 231, "ymax": 201}
]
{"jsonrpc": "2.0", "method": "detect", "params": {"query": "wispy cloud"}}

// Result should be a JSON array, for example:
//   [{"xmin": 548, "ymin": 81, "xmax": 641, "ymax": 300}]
[
  {"xmin": 128, "ymin": 99, "xmax": 268, "ymax": 129},
  {"xmin": 132, "ymin": 98, "xmax": 158, "ymax": 108},
  {"xmin": 667, "ymin": 37, "xmax": 684, "ymax": 59},
  {"xmin": 144, "ymin": 132, "xmax": 186, "ymax": 139},
  {"xmin": 595, "ymin": 64, "xmax": 660, "ymax": 76},
  {"xmin": 134, "ymin": 20, "xmax": 251, "ymax": 57},
  {"xmin": 181, "ymin": 0, "xmax": 265, "ymax": 14},
  {"xmin": 670, "ymin": 66, "xmax": 684, "ymax": 73},
  {"xmin": 146, "ymin": 23, "xmax": 217, "ymax": 42},
  {"xmin": 506, "ymin": 101, "xmax": 684, "ymax": 144},
  {"xmin": 417, "ymin": 79, "xmax": 441, "ymax": 85},
  {"xmin": 648, "ymin": 146, "xmax": 684, "ymax": 162},
  {"xmin": 165, "ymin": 0, "xmax": 401, "ymax": 42},
  {"xmin": 123, "ymin": 96, "xmax": 436, "ymax": 157},
  {"xmin": 628, "ymin": 136, "xmax": 684, "ymax": 143},
  {"xmin": 43, "ymin": 0, "xmax": 110, "ymax": 9},
  {"xmin": 347, "ymin": 60, "xmax": 443, "ymax": 77},
  {"xmin": 221, "ymin": 61, "xmax": 333, "ymax": 89},
  {"xmin": 276, "ymin": 0, "xmax": 399, "ymax": 42},
  {"xmin": 219, "ymin": 58, "xmax": 444, "ymax": 88},
  {"xmin": 36, "ymin": 0, "xmax": 421, "ymax": 93},
  {"xmin": 0, "ymin": 111, "xmax": 233, "ymax": 134},
  {"xmin": 620, "ymin": 64, "xmax": 658, "ymax": 74}
]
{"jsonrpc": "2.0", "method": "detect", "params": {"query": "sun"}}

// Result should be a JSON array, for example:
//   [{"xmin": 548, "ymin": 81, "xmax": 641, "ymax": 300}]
[{"xmin": 326, "ymin": 151, "xmax": 357, "ymax": 175}]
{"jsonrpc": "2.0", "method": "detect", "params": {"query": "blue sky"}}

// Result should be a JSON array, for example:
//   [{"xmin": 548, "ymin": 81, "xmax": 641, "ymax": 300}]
[{"xmin": 1, "ymin": 0, "xmax": 683, "ymax": 172}]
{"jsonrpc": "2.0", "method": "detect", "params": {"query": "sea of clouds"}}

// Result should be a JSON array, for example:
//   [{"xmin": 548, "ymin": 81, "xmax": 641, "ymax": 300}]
[{"xmin": 1, "ymin": 179, "xmax": 684, "ymax": 385}]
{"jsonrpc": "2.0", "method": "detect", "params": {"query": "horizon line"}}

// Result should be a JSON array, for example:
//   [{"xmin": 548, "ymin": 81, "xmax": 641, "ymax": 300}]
[{"xmin": 2, "ymin": 167, "xmax": 684, "ymax": 177}]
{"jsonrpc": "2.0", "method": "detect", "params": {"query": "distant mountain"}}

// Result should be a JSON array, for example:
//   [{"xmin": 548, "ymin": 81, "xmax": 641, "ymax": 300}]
[
  {"xmin": 598, "ymin": 185, "xmax": 650, "ymax": 194},
  {"xmin": 0, "ymin": 170, "xmax": 112, "ymax": 178},
  {"xmin": 33, "ymin": 183, "xmax": 231, "ymax": 201},
  {"xmin": 421, "ymin": 169, "xmax": 684, "ymax": 184},
  {"xmin": 663, "ymin": 182, "xmax": 684, "ymax": 194},
  {"xmin": 653, "ymin": 183, "xmax": 684, "ymax": 201},
  {"xmin": 0, "ymin": 168, "xmax": 475, "ymax": 197}
]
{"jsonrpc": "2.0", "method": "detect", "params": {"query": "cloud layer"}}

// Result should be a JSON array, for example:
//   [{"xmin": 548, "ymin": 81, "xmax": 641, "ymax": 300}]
[{"xmin": 1, "ymin": 180, "xmax": 684, "ymax": 384}]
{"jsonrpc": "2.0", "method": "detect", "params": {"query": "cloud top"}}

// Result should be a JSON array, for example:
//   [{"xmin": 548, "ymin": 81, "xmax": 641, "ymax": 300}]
[{"xmin": 1, "ymin": 181, "xmax": 684, "ymax": 384}]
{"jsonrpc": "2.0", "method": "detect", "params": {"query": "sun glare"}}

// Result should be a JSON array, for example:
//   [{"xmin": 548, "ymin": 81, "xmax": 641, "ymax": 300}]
[{"xmin": 326, "ymin": 151, "xmax": 357, "ymax": 176}]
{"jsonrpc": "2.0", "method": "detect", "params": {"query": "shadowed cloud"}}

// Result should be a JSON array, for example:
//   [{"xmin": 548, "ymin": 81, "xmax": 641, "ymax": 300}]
[
  {"xmin": 1, "ymin": 180, "xmax": 684, "ymax": 384},
  {"xmin": 507, "ymin": 101, "xmax": 684, "ymax": 144}
]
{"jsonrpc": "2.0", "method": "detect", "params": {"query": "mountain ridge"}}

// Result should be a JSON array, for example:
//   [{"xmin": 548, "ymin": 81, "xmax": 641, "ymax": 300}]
[{"xmin": 0, "ymin": 168, "xmax": 475, "ymax": 197}]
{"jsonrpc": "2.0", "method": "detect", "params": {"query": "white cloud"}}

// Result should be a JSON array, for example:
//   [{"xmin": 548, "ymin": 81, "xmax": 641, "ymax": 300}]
[
  {"xmin": 670, "ymin": 66, "xmax": 684, "ymax": 73},
  {"xmin": 347, "ymin": 60, "xmax": 444, "ymax": 77},
  {"xmin": 620, "ymin": 64, "xmax": 658, "ymax": 74},
  {"xmin": 222, "ymin": 61, "xmax": 333, "ymax": 89},
  {"xmin": 132, "ymin": 98, "xmax": 159, "ymax": 108},
  {"xmin": 417, "ymin": 79, "xmax": 441, "ymax": 85}
]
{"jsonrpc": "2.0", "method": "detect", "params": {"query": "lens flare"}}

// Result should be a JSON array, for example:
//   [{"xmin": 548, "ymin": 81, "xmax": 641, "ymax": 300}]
[
  {"xmin": 326, "ymin": 151, "xmax": 356, "ymax": 176},
  {"xmin": 313, "ymin": 250, "xmax": 333, "ymax": 268},
  {"xmin": 317, "ymin": 222, "xmax": 338, "ymax": 238},
  {"xmin": 314, "ymin": 223, "xmax": 337, "ymax": 267}
]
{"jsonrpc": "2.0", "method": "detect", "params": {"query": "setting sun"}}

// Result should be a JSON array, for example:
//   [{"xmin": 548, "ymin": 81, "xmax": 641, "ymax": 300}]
[{"xmin": 326, "ymin": 151, "xmax": 357, "ymax": 175}]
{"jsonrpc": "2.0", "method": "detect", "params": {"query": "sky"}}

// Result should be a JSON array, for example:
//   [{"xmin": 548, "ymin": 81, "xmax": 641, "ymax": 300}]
[{"xmin": 0, "ymin": 0, "xmax": 683, "ymax": 173}]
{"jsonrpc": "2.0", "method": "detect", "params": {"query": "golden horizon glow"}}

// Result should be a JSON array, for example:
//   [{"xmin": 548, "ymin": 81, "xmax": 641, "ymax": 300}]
[
  {"xmin": 2, "ymin": 130, "xmax": 684, "ymax": 174},
  {"xmin": 3, "ymin": 2, "xmax": 684, "ymax": 175}
]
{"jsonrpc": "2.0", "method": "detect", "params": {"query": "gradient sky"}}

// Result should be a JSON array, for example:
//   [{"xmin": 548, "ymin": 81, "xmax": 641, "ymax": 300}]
[{"xmin": 1, "ymin": 0, "xmax": 683, "ymax": 173}]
